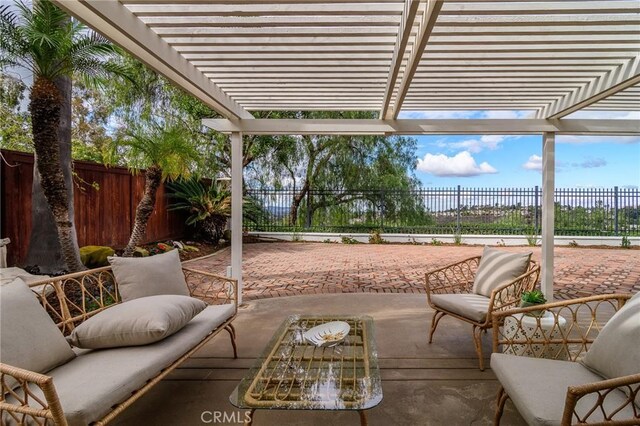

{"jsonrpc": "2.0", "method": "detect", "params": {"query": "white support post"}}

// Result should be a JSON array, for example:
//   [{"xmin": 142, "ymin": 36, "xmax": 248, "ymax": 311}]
[
  {"xmin": 230, "ymin": 132, "xmax": 244, "ymax": 304},
  {"xmin": 541, "ymin": 132, "xmax": 555, "ymax": 300}
]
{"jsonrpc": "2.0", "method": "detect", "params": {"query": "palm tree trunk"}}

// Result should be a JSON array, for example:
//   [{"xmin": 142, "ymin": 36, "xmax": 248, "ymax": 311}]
[
  {"xmin": 29, "ymin": 76, "xmax": 84, "ymax": 272},
  {"xmin": 123, "ymin": 165, "xmax": 162, "ymax": 257}
]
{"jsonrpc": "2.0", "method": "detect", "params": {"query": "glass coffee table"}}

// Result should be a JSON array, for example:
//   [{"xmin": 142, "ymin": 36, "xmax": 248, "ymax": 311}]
[{"xmin": 230, "ymin": 315, "xmax": 382, "ymax": 425}]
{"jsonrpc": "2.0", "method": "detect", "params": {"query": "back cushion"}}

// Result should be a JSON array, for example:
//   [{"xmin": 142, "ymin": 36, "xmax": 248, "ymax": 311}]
[
  {"xmin": 108, "ymin": 249, "xmax": 189, "ymax": 301},
  {"xmin": 0, "ymin": 278, "xmax": 75, "ymax": 388},
  {"xmin": 582, "ymin": 291, "xmax": 640, "ymax": 383},
  {"xmin": 472, "ymin": 247, "xmax": 532, "ymax": 297}
]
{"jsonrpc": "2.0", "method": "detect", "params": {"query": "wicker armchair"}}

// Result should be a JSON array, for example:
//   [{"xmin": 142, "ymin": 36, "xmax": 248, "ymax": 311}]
[
  {"xmin": 425, "ymin": 255, "xmax": 539, "ymax": 370},
  {"xmin": 491, "ymin": 294, "xmax": 639, "ymax": 425}
]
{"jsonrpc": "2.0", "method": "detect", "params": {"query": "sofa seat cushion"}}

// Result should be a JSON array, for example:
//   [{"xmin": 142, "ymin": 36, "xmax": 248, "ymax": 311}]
[
  {"xmin": 491, "ymin": 353, "xmax": 637, "ymax": 426},
  {"xmin": 67, "ymin": 295, "xmax": 207, "ymax": 349},
  {"xmin": 4, "ymin": 303, "xmax": 235, "ymax": 426},
  {"xmin": 430, "ymin": 293, "xmax": 490, "ymax": 323}
]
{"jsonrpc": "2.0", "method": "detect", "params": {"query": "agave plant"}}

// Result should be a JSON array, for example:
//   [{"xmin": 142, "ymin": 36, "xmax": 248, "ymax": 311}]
[
  {"xmin": 168, "ymin": 179, "xmax": 269, "ymax": 244},
  {"xmin": 168, "ymin": 179, "xmax": 232, "ymax": 244}
]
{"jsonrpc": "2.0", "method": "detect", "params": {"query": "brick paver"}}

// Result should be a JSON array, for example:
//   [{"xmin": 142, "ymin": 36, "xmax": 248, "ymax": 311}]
[{"xmin": 186, "ymin": 243, "xmax": 640, "ymax": 301}]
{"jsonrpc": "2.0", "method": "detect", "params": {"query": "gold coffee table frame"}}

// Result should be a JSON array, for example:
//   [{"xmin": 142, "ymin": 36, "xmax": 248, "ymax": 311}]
[{"xmin": 230, "ymin": 315, "xmax": 382, "ymax": 425}]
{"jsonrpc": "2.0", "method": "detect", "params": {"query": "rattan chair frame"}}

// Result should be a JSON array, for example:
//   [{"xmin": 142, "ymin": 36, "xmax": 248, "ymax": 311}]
[
  {"xmin": 425, "ymin": 256, "xmax": 540, "ymax": 371},
  {"xmin": 491, "ymin": 294, "xmax": 639, "ymax": 426},
  {"xmin": 0, "ymin": 265, "xmax": 238, "ymax": 426}
]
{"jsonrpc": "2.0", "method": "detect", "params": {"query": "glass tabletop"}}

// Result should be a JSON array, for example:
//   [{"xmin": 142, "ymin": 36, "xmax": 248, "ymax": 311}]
[{"xmin": 229, "ymin": 315, "xmax": 382, "ymax": 411}]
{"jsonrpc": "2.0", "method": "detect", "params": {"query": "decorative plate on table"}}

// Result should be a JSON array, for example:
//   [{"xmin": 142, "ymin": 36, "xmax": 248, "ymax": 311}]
[{"xmin": 303, "ymin": 321, "xmax": 350, "ymax": 347}]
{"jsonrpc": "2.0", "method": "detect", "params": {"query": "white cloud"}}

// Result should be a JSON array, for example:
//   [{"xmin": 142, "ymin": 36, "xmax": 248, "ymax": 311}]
[
  {"xmin": 522, "ymin": 155, "xmax": 542, "ymax": 172},
  {"xmin": 565, "ymin": 110, "xmax": 640, "ymax": 120},
  {"xmin": 417, "ymin": 151, "xmax": 498, "ymax": 177},
  {"xmin": 481, "ymin": 110, "xmax": 535, "ymax": 119},
  {"xmin": 572, "ymin": 157, "xmax": 607, "ymax": 169},
  {"xmin": 398, "ymin": 110, "xmax": 479, "ymax": 119},
  {"xmin": 557, "ymin": 135, "xmax": 640, "ymax": 144},
  {"xmin": 397, "ymin": 109, "xmax": 536, "ymax": 120},
  {"xmin": 455, "ymin": 134, "xmax": 509, "ymax": 153}
]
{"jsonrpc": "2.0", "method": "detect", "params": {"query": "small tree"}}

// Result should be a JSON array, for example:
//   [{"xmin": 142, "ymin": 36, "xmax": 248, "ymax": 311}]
[
  {"xmin": 112, "ymin": 124, "xmax": 199, "ymax": 256},
  {"xmin": 0, "ymin": 0, "xmax": 127, "ymax": 271}
]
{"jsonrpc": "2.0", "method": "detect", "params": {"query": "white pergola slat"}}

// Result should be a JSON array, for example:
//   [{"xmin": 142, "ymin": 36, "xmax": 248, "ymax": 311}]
[{"xmin": 55, "ymin": 0, "xmax": 640, "ymax": 303}]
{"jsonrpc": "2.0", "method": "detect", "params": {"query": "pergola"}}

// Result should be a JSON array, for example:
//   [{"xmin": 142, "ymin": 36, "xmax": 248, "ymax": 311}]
[{"xmin": 53, "ymin": 0, "xmax": 640, "ymax": 302}]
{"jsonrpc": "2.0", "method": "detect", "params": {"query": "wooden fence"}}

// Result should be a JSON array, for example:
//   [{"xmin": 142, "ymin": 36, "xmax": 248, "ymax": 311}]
[{"xmin": 1, "ymin": 150, "xmax": 187, "ymax": 266}]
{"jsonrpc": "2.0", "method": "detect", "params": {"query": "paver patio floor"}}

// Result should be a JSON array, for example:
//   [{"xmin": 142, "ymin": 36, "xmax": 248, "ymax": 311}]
[{"xmin": 186, "ymin": 242, "xmax": 640, "ymax": 301}]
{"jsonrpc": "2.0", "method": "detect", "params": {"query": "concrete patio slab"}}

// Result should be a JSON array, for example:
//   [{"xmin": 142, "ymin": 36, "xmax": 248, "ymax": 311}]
[
  {"xmin": 186, "ymin": 243, "xmax": 640, "ymax": 301},
  {"xmin": 113, "ymin": 293, "xmax": 526, "ymax": 426}
]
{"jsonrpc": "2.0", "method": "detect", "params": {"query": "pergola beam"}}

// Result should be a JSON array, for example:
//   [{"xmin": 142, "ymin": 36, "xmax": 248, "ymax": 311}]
[
  {"xmin": 390, "ymin": 0, "xmax": 443, "ymax": 119},
  {"xmin": 202, "ymin": 119, "xmax": 640, "ymax": 136},
  {"xmin": 543, "ymin": 55, "xmax": 640, "ymax": 118},
  {"xmin": 380, "ymin": 0, "xmax": 420, "ymax": 119},
  {"xmin": 52, "ymin": 0, "xmax": 253, "ymax": 120}
]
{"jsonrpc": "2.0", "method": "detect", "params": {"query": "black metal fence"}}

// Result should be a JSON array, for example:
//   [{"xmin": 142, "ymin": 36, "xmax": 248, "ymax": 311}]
[
  {"xmin": 246, "ymin": 186, "xmax": 640, "ymax": 236},
  {"xmin": 248, "ymin": 186, "xmax": 640, "ymax": 236}
]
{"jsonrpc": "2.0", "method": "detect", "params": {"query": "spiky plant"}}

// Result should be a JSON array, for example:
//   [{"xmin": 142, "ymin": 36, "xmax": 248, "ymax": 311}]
[
  {"xmin": 0, "ymin": 0, "xmax": 128, "ymax": 271},
  {"xmin": 168, "ymin": 179, "xmax": 231, "ymax": 244},
  {"xmin": 168, "ymin": 179, "xmax": 269, "ymax": 244}
]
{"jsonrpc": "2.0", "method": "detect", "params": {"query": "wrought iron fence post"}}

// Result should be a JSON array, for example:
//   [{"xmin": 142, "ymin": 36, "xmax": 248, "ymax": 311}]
[
  {"xmin": 534, "ymin": 185, "xmax": 539, "ymax": 235},
  {"xmin": 305, "ymin": 189, "xmax": 312, "ymax": 229},
  {"xmin": 456, "ymin": 185, "xmax": 461, "ymax": 234},
  {"xmin": 380, "ymin": 189, "xmax": 385, "ymax": 230},
  {"xmin": 614, "ymin": 186, "xmax": 619, "ymax": 235}
]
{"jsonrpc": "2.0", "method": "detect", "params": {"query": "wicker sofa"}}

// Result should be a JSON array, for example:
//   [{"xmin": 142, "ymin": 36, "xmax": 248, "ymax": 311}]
[
  {"xmin": 0, "ymin": 265, "xmax": 238, "ymax": 426},
  {"xmin": 491, "ymin": 293, "xmax": 640, "ymax": 425}
]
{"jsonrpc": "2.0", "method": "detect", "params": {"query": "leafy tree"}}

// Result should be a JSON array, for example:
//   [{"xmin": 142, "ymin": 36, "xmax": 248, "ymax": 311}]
[
  {"xmin": 0, "ymin": 0, "xmax": 126, "ymax": 272},
  {"xmin": 111, "ymin": 124, "xmax": 199, "ymax": 256},
  {"xmin": 71, "ymin": 82, "xmax": 115, "ymax": 163},
  {"xmin": 0, "ymin": 73, "xmax": 31, "ymax": 152},
  {"xmin": 248, "ymin": 111, "xmax": 422, "ymax": 227}
]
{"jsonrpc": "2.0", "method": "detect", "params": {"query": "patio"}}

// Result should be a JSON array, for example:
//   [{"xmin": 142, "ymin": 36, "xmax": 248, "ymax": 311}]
[
  {"xmin": 5, "ymin": 1, "xmax": 638, "ymax": 425},
  {"xmin": 112, "ymin": 293, "xmax": 528, "ymax": 426},
  {"xmin": 185, "ymin": 243, "xmax": 640, "ymax": 301}
]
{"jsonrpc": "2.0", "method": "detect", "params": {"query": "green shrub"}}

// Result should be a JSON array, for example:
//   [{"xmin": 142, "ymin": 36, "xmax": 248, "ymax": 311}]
[
  {"xmin": 430, "ymin": 238, "xmax": 442, "ymax": 246},
  {"xmin": 79, "ymin": 246, "xmax": 115, "ymax": 268},
  {"xmin": 369, "ymin": 230, "xmax": 387, "ymax": 244},
  {"xmin": 621, "ymin": 235, "xmax": 631, "ymax": 249},
  {"xmin": 341, "ymin": 236, "xmax": 359, "ymax": 244},
  {"xmin": 453, "ymin": 234, "xmax": 462, "ymax": 245}
]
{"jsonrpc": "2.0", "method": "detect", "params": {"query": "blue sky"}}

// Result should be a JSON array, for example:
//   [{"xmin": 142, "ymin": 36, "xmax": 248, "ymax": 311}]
[{"xmin": 399, "ymin": 110, "xmax": 640, "ymax": 189}]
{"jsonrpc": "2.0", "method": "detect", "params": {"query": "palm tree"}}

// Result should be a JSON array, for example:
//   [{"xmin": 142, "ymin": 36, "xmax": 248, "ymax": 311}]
[
  {"xmin": 0, "ymin": 0, "xmax": 127, "ymax": 271},
  {"xmin": 113, "ymin": 124, "xmax": 199, "ymax": 257}
]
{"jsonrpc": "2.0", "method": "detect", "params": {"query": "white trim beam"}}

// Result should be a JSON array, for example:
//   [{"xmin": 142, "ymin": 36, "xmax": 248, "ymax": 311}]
[
  {"xmin": 541, "ymin": 132, "xmax": 555, "ymax": 300},
  {"xmin": 389, "ymin": 0, "xmax": 443, "ymax": 119},
  {"xmin": 52, "ymin": 0, "xmax": 253, "ymax": 120},
  {"xmin": 544, "ymin": 55, "xmax": 640, "ymax": 118},
  {"xmin": 202, "ymin": 119, "xmax": 640, "ymax": 136},
  {"xmin": 380, "ymin": 0, "xmax": 420, "ymax": 119},
  {"xmin": 230, "ymin": 132, "xmax": 244, "ymax": 304}
]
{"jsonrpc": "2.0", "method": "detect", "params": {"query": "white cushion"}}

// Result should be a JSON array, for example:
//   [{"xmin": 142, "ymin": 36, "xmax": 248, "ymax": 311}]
[
  {"xmin": 4, "ymin": 304, "xmax": 235, "ymax": 426},
  {"xmin": 0, "ymin": 278, "xmax": 75, "ymax": 389},
  {"xmin": 472, "ymin": 247, "xmax": 532, "ymax": 297},
  {"xmin": 581, "ymin": 291, "xmax": 640, "ymax": 383},
  {"xmin": 67, "ymin": 295, "xmax": 207, "ymax": 349},
  {"xmin": 491, "ymin": 353, "xmax": 636, "ymax": 426},
  {"xmin": 430, "ymin": 293, "xmax": 491, "ymax": 323},
  {"xmin": 108, "ymin": 250, "xmax": 189, "ymax": 301}
]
